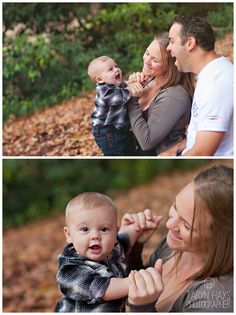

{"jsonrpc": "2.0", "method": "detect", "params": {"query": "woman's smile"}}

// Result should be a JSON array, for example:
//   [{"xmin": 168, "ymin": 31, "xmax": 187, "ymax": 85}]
[{"xmin": 168, "ymin": 229, "xmax": 182, "ymax": 242}]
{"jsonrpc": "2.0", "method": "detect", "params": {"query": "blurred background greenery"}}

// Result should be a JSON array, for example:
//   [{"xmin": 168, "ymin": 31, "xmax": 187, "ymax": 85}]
[
  {"xmin": 3, "ymin": 159, "xmax": 218, "ymax": 230},
  {"xmin": 3, "ymin": 3, "xmax": 233, "ymax": 121}
]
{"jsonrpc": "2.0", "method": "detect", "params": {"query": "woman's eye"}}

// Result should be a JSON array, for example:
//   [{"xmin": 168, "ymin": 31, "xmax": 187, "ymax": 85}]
[
  {"xmin": 145, "ymin": 51, "xmax": 149, "ymax": 56},
  {"xmin": 184, "ymin": 223, "xmax": 191, "ymax": 231}
]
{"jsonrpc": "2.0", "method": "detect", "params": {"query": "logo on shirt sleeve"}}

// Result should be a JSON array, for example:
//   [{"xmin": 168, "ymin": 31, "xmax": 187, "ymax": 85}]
[
  {"xmin": 192, "ymin": 100, "xmax": 199, "ymax": 118},
  {"xmin": 207, "ymin": 115, "xmax": 221, "ymax": 121}
]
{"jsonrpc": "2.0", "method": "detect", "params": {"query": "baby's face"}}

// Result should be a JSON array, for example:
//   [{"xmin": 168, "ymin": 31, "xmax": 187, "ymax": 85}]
[
  {"xmin": 64, "ymin": 205, "xmax": 118, "ymax": 261},
  {"xmin": 98, "ymin": 58, "xmax": 123, "ymax": 86}
]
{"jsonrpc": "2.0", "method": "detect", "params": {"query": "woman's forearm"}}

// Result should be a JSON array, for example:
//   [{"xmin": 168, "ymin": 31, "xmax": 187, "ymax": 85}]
[
  {"xmin": 125, "ymin": 242, "xmax": 144, "ymax": 274},
  {"xmin": 128, "ymin": 99, "xmax": 172, "ymax": 151},
  {"xmin": 128, "ymin": 89, "xmax": 189, "ymax": 151}
]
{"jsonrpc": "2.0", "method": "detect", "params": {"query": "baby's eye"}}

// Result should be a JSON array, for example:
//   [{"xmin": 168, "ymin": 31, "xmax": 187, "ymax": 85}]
[
  {"xmin": 100, "ymin": 227, "xmax": 109, "ymax": 232},
  {"xmin": 80, "ymin": 227, "xmax": 88, "ymax": 232},
  {"xmin": 145, "ymin": 50, "xmax": 149, "ymax": 56}
]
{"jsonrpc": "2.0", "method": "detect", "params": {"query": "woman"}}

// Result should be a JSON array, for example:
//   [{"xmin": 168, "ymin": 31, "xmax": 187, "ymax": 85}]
[
  {"xmin": 127, "ymin": 33, "xmax": 194, "ymax": 155},
  {"xmin": 124, "ymin": 165, "xmax": 233, "ymax": 312}
]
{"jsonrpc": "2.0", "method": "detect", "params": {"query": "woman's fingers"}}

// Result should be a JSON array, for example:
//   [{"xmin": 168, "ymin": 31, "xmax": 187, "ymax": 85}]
[
  {"xmin": 154, "ymin": 259, "xmax": 163, "ymax": 275},
  {"xmin": 136, "ymin": 211, "xmax": 146, "ymax": 229},
  {"xmin": 137, "ymin": 209, "xmax": 155, "ymax": 229},
  {"xmin": 127, "ymin": 82, "xmax": 143, "ymax": 97},
  {"xmin": 153, "ymin": 215, "xmax": 164, "ymax": 225},
  {"xmin": 128, "ymin": 270, "xmax": 138, "ymax": 292},
  {"xmin": 141, "ymin": 267, "xmax": 164, "ymax": 293},
  {"xmin": 144, "ymin": 208, "xmax": 153, "ymax": 221},
  {"xmin": 128, "ymin": 72, "xmax": 148, "ymax": 85},
  {"xmin": 128, "ymin": 268, "xmax": 164, "ymax": 305}
]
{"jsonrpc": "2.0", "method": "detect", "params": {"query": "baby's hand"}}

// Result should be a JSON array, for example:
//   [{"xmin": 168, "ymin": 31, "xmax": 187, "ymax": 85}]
[
  {"xmin": 127, "ymin": 72, "xmax": 148, "ymax": 86},
  {"xmin": 126, "ymin": 82, "xmax": 144, "ymax": 98},
  {"xmin": 120, "ymin": 213, "xmax": 143, "ymax": 246},
  {"xmin": 120, "ymin": 209, "xmax": 163, "ymax": 246}
]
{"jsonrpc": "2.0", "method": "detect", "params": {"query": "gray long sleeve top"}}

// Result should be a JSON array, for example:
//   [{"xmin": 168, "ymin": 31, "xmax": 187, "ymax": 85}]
[
  {"xmin": 127, "ymin": 237, "xmax": 233, "ymax": 312},
  {"xmin": 128, "ymin": 85, "xmax": 191, "ymax": 155}
]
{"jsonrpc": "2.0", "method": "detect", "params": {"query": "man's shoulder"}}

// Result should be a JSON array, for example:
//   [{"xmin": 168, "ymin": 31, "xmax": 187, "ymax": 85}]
[{"xmin": 203, "ymin": 56, "xmax": 233, "ymax": 77}]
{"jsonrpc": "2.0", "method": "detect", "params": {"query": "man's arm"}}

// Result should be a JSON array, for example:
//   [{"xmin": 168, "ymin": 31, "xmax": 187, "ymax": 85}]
[{"xmin": 183, "ymin": 130, "xmax": 225, "ymax": 156}]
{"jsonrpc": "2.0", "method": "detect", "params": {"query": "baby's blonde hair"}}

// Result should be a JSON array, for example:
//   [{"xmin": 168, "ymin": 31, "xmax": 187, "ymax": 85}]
[
  {"xmin": 65, "ymin": 192, "xmax": 117, "ymax": 225},
  {"xmin": 87, "ymin": 56, "xmax": 112, "ymax": 83}
]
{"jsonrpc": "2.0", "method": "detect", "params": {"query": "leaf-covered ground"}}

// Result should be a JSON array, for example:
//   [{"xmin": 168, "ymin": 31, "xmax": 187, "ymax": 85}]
[
  {"xmin": 3, "ymin": 34, "xmax": 233, "ymax": 156},
  {"xmin": 3, "ymin": 160, "xmax": 232, "ymax": 312}
]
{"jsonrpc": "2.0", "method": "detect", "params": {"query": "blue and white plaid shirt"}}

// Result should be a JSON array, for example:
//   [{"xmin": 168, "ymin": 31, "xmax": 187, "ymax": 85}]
[
  {"xmin": 55, "ymin": 233, "xmax": 130, "ymax": 312},
  {"xmin": 91, "ymin": 82, "xmax": 131, "ymax": 130}
]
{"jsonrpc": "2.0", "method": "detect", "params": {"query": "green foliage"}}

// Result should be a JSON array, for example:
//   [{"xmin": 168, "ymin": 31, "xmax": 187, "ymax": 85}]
[
  {"xmin": 3, "ymin": 159, "xmax": 210, "ymax": 230},
  {"xmin": 3, "ymin": 3, "xmax": 233, "ymax": 121},
  {"xmin": 207, "ymin": 4, "xmax": 233, "ymax": 37}
]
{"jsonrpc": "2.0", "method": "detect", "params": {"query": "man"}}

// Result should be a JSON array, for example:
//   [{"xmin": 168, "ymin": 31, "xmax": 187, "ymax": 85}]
[{"xmin": 167, "ymin": 16, "xmax": 233, "ymax": 156}]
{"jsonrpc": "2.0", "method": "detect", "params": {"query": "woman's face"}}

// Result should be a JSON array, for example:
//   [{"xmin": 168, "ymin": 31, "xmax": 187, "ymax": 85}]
[
  {"xmin": 166, "ymin": 181, "xmax": 213, "ymax": 255},
  {"xmin": 142, "ymin": 39, "xmax": 166, "ymax": 78}
]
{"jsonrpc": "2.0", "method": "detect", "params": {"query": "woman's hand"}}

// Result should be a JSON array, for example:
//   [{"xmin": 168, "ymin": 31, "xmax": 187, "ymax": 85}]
[
  {"xmin": 120, "ymin": 209, "xmax": 163, "ymax": 244},
  {"xmin": 159, "ymin": 139, "xmax": 187, "ymax": 156},
  {"xmin": 126, "ymin": 82, "xmax": 144, "ymax": 97},
  {"xmin": 128, "ymin": 259, "xmax": 164, "ymax": 306}
]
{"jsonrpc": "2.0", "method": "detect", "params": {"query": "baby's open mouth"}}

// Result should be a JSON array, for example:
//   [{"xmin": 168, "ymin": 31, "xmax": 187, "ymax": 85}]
[
  {"xmin": 116, "ymin": 73, "xmax": 121, "ymax": 80},
  {"xmin": 89, "ymin": 245, "xmax": 101, "ymax": 250}
]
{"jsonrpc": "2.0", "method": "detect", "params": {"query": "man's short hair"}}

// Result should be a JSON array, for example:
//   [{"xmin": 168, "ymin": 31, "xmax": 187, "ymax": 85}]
[{"xmin": 172, "ymin": 16, "xmax": 215, "ymax": 51}]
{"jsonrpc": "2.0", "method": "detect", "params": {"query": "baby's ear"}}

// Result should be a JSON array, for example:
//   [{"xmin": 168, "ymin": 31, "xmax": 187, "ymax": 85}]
[
  {"xmin": 64, "ymin": 227, "xmax": 72, "ymax": 244},
  {"xmin": 96, "ymin": 76, "xmax": 104, "ymax": 84}
]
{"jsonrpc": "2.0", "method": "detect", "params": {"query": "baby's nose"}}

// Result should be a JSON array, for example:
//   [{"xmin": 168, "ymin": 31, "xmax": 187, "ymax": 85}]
[{"xmin": 91, "ymin": 232, "xmax": 101, "ymax": 240}]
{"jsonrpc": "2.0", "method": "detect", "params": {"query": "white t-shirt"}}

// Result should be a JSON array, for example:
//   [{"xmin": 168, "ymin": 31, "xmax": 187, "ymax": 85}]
[{"xmin": 183, "ymin": 56, "xmax": 233, "ymax": 156}]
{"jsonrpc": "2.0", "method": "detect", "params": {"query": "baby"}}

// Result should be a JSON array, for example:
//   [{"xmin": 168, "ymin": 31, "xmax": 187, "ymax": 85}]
[
  {"xmin": 88, "ymin": 56, "xmax": 142, "ymax": 156},
  {"xmin": 55, "ymin": 192, "xmax": 156, "ymax": 312}
]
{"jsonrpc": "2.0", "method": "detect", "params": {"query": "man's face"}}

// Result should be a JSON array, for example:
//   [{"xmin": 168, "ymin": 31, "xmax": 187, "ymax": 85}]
[{"xmin": 167, "ymin": 23, "xmax": 189, "ymax": 73}]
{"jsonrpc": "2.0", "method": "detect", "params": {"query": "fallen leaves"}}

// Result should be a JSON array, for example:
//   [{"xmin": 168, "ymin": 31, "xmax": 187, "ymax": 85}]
[{"xmin": 3, "ymin": 92, "xmax": 102, "ymax": 156}]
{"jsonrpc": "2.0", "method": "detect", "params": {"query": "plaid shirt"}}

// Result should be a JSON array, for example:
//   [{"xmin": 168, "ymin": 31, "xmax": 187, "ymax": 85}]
[
  {"xmin": 55, "ymin": 233, "xmax": 130, "ymax": 312},
  {"xmin": 91, "ymin": 82, "xmax": 131, "ymax": 130}
]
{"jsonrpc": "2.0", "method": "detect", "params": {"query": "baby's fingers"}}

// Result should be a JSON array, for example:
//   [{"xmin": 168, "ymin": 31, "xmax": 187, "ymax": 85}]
[{"xmin": 121, "ymin": 213, "xmax": 135, "ymax": 225}]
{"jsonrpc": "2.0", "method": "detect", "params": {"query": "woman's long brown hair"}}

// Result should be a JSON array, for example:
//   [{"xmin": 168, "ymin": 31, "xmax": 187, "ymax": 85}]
[
  {"xmin": 155, "ymin": 32, "xmax": 195, "ymax": 99},
  {"xmin": 171, "ymin": 165, "xmax": 233, "ymax": 282},
  {"xmin": 190, "ymin": 165, "xmax": 233, "ymax": 280}
]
